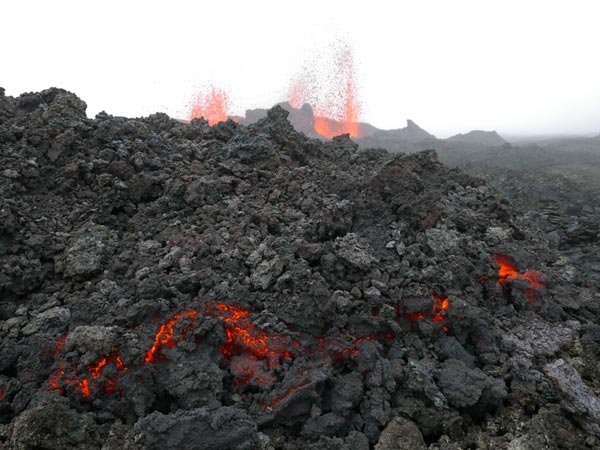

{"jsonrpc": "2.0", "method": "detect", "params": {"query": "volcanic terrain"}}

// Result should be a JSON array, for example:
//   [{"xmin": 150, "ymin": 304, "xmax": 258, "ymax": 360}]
[{"xmin": 1, "ymin": 88, "xmax": 600, "ymax": 450}]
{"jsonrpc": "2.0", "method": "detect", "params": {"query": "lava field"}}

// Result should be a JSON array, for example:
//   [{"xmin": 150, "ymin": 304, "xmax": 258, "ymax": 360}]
[{"xmin": 1, "ymin": 88, "xmax": 600, "ymax": 449}]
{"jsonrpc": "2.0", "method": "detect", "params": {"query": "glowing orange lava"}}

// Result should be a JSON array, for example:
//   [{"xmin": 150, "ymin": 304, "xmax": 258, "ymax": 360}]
[
  {"xmin": 403, "ymin": 293, "xmax": 450, "ymax": 331},
  {"xmin": 78, "ymin": 379, "xmax": 91, "ymax": 398},
  {"xmin": 496, "ymin": 254, "xmax": 546, "ymax": 303},
  {"xmin": 45, "ymin": 302, "xmax": 385, "ymax": 399},
  {"xmin": 144, "ymin": 310, "xmax": 198, "ymax": 364},
  {"xmin": 54, "ymin": 336, "xmax": 67, "ymax": 356},
  {"xmin": 431, "ymin": 294, "xmax": 450, "ymax": 323},
  {"xmin": 208, "ymin": 303, "xmax": 299, "ymax": 364},
  {"xmin": 47, "ymin": 347, "xmax": 128, "ymax": 399},
  {"xmin": 189, "ymin": 87, "xmax": 230, "ymax": 126}
]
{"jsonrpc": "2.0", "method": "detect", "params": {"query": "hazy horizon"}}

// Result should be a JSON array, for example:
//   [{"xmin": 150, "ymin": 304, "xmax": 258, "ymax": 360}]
[{"xmin": 2, "ymin": 0, "xmax": 599, "ymax": 138}]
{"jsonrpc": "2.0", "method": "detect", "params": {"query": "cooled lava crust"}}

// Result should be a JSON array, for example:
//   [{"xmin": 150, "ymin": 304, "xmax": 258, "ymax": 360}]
[{"xmin": 0, "ymin": 87, "xmax": 599, "ymax": 450}]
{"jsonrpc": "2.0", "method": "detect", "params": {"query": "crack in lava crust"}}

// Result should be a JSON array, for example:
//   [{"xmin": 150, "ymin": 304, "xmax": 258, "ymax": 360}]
[
  {"xmin": 496, "ymin": 253, "xmax": 547, "ymax": 303},
  {"xmin": 44, "ymin": 255, "xmax": 537, "ymax": 403}
]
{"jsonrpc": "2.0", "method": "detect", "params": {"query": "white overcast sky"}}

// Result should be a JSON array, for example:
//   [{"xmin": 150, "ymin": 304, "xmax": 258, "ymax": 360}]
[{"xmin": 2, "ymin": 0, "xmax": 599, "ymax": 137}]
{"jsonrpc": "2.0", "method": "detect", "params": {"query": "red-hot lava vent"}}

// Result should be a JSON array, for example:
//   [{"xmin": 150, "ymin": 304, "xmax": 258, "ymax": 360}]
[
  {"xmin": 495, "ymin": 254, "xmax": 546, "ymax": 303},
  {"xmin": 189, "ymin": 87, "xmax": 230, "ymax": 126}
]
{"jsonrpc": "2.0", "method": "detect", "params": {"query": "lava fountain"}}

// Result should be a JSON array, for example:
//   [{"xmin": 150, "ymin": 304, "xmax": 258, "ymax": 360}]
[
  {"xmin": 289, "ymin": 43, "xmax": 361, "ymax": 138},
  {"xmin": 189, "ymin": 86, "xmax": 230, "ymax": 125}
]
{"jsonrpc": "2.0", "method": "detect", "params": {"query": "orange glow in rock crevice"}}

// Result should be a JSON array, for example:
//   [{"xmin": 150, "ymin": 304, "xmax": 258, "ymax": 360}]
[
  {"xmin": 78, "ymin": 379, "xmax": 91, "ymax": 398},
  {"xmin": 47, "ymin": 347, "xmax": 128, "ymax": 399},
  {"xmin": 53, "ymin": 336, "xmax": 67, "ymax": 356},
  {"xmin": 495, "ymin": 254, "xmax": 546, "ymax": 303},
  {"xmin": 45, "ymin": 301, "xmax": 407, "ymax": 399},
  {"xmin": 431, "ymin": 294, "xmax": 450, "ymax": 323},
  {"xmin": 262, "ymin": 381, "xmax": 312, "ymax": 409},
  {"xmin": 189, "ymin": 87, "xmax": 230, "ymax": 126},
  {"xmin": 42, "ymin": 254, "xmax": 550, "ymax": 402},
  {"xmin": 403, "ymin": 293, "xmax": 451, "ymax": 332},
  {"xmin": 208, "ymin": 303, "xmax": 299, "ymax": 364},
  {"xmin": 144, "ymin": 310, "xmax": 198, "ymax": 364}
]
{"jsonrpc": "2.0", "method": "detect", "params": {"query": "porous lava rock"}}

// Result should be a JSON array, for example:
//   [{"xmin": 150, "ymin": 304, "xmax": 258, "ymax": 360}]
[{"xmin": 0, "ymin": 87, "xmax": 598, "ymax": 449}]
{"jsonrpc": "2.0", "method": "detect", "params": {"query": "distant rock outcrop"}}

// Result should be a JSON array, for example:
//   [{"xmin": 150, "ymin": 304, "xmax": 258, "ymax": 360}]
[
  {"xmin": 237, "ymin": 102, "xmax": 319, "ymax": 138},
  {"xmin": 362, "ymin": 119, "xmax": 435, "ymax": 143},
  {"xmin": 354, "ymin": 119, "xmax": 438, "ymax": 152},
  {"xmin": 446, "ymin": 130, "xmax": 507, "ymax": 146}
]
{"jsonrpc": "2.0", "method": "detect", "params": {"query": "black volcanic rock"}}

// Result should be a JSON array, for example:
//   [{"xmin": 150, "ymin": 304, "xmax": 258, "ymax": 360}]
[
  {"xmin": 0, "ymin": 87, "xmax": 598, "ymax": 450},
  {"xmin": 238, "ymin": 102, "xmax": 319, "ymax": 138}
]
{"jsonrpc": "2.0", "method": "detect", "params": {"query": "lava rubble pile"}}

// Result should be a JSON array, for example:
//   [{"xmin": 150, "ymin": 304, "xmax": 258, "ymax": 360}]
[{"xmin": 1, "ymin": 88, "xmax": 600, "ymax": 450}]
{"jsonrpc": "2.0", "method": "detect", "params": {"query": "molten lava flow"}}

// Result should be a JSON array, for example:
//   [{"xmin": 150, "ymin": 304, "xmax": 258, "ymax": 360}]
[
  {"xmin": 431, "ymin": 294, "xmax": 450, "ymax": 322},
  {"xmin": 47, "ymin": 360, "xmax": 81, "ymax": 395},
  {"xmin": 144, "ymin": 310, "xmax": 198, "ymax": 364},
  {"xmin": 77, "ymin": 379, "xmax": 91, "ymax": 398},
  {"xmin": 189, "ymin": 87, "xmax": 230, "ymax": 126},
  {"xmin": 47, "ymin": 347, "xmax": 128, "ymax": 399},
  {"xmin": 205, "ymin": 303, "xmax": 377, "ymax": 387},
  {"xmin": 207, "ymin": 303, "xmax": 299, "ymax": 365},
  {"xmin": 45, "ymin": 301, "xmax": 385, "ymax": 400},
  {"xmin": 403, "ymin": 293, "xmax": 450, "ymax": 332},
  {"xmin": 86, "ymin": 348, "xmax": 128, "ymax": 396},
  {"xmin": 496, "ymin": 254, "xmax": 546, "ymax": 303},
  {"xmin": 54, "ymin": 336, "xmax": 67, "ymax": 356},
  {"xmin": 0, "ymin": 387, "xmax": 5, "ymax": 400}
]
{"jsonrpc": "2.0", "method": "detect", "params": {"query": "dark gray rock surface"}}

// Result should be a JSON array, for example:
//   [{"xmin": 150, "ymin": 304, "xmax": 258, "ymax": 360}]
[{"xmin": 0, "ymin": 87, "xmax": 598, "ymax": 449}]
